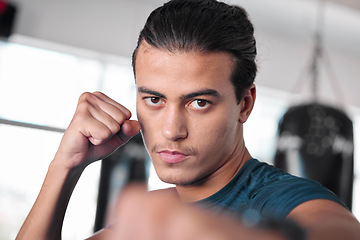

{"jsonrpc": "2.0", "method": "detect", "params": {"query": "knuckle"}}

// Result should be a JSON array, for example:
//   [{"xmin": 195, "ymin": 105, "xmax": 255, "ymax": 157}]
[
  {"xmin": 123, "ymin": 108, "xmax": 132, "ymax": 119},
  {"xmin": 101, "ymin": 127, "xmax": 113, "ymax": 139},
  {"xmin": 76, "ymin": 100, "xmax": 92, "ymax": 115},
  {"xmin": 109, "ymin": 121, "xmax": 121, "ymax": 134},
  {"xmin": 115, "ymin": 112, "xmax": 128, "ymax": 123},
  {"xmin": 92, "ymin": 126, "xmax": 112, "ymax": 143},
  {"xmin": 92, "ymin": 91, "xmax": 106, "ymax": 97},
  {"xmin": 79, "ymin": 92, "xmax": 93, "ymax": 102}
]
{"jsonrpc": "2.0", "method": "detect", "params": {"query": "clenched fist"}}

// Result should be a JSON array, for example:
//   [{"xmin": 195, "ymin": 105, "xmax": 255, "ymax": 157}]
[{"xmin": 54, "ymin": 92, "xmax": 141, "ymax": 169}]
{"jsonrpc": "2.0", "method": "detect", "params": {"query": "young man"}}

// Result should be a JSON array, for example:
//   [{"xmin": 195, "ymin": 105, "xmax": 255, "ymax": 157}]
[{"xmin": 16, "ymin": 0, "xmax": 360, "ymax": 239}]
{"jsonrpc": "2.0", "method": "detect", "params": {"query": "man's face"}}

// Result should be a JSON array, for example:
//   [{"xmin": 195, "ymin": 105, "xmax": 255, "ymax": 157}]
[{"xmin": 135, "ymin": 43, "xmax": 244, "ymax": 186}]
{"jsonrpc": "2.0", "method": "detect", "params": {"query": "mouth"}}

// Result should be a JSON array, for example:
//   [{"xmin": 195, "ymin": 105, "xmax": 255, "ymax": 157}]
[{"xmin": 157, "ymin": 150, "xmax": 191, "ymax": 164}]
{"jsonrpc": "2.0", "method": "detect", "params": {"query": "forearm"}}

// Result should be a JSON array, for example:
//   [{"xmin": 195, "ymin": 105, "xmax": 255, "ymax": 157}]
[
  {"xmin": 16, "ymin": 92, "xmax": 139, "ymax": 240},
  {"xmin": 288, "ymin": 199, "xmax": 360, "ymax": 240},
  {"xmin": 16, "ymin": 160, "xmax": 85, "ymax": 240},
  {"xmin": 304, "ymin": 215, "xmax": 360, "ymax": 240}
]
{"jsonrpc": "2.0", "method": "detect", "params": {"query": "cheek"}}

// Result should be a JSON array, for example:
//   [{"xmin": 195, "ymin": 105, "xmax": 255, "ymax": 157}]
[
  {"xmin": 193, "ymin": 115, "xmax": 238, "ymax": 155},
  {"xmin": 136, "ymin": 106, "xmax": 159, "ymax": 148},
  {"xmin": 136, "ymin": 105, "xmax": 149, "ymax": 142}
]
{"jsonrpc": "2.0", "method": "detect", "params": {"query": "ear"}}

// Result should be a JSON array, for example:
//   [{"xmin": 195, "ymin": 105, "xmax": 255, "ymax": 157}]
[{"xmin": 239, "ymin": 84, "xmax": 256, "ymax": 124}]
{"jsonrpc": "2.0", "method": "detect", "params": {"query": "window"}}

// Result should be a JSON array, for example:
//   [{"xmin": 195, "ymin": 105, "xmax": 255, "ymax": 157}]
[{"xmin": 0, "ymin": 39, "xmax": 136, "ymax": 239}]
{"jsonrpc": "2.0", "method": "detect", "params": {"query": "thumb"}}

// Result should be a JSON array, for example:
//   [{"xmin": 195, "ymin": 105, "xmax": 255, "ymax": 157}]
[
  {"xmin": 118, "ymin": 120, "xmax": 141, "ymax": 143},
  {"xmin": 90, "ymin": 120, "xmax": 141, "ymax": 162}
]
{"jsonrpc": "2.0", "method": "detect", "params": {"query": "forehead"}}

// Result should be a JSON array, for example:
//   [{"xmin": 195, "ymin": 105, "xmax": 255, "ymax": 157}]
[{"xmin": 135, "ymin": 42, "xmax": 235, "ymax": 96}]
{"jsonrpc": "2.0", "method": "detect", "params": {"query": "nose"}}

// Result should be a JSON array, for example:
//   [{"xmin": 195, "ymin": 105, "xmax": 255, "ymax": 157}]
[{"xmin": 161, "ymin": 106, "xmax": 188, "ymax": 141}]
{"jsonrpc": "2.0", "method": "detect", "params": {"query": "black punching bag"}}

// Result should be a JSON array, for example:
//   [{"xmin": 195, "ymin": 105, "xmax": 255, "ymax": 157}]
[
  {"xmin": 0, "ymin": 1, "xmax": 16, "ymax": 39},
  {"xmin": 274, "ymin": 103, "xmax": 354, "ymax": 210}
]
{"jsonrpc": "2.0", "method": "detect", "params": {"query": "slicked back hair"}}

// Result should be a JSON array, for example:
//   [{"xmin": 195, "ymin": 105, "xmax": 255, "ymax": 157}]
[{"xmin": 132, "ymin": 0, "xmax": 257, "ymax": 103}]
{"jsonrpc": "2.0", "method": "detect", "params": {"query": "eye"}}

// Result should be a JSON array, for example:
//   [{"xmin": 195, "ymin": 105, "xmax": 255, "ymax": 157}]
[
  {"xmin": 145, "ymin": 97, "xmax": 163, "ymax": 106},
  {"xmin": 189, "ymin": 99, "xmax": 209, "ymax": 109}
]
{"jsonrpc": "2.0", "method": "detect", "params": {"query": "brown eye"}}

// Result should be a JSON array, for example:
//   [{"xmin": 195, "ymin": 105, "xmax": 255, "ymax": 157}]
[
  {"xmin": 145, "ymin": 97, "xmax": 162, "ymax": 106},
  {"xmin": 150, "ymin": 97, "xmax": 160, "ymax": 104},
  {"xmin": 190, "ymin": 99, "xmax": 209, "ymax": 109}
]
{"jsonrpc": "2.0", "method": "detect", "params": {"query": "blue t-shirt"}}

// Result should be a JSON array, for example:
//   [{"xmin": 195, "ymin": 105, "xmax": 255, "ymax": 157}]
[{"xmin": 196, "ymin": 159, "xmax": 344, "ymax": 219}]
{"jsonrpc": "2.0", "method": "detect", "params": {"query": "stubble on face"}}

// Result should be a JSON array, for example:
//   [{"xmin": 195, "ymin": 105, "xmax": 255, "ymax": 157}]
[
  {"xmin": 150, "ymin": 143, "xmax": 197, "ymax": 159},
  {"xmin": 135, "ymin": 42, "xmax": 245, "ymax": 190}
]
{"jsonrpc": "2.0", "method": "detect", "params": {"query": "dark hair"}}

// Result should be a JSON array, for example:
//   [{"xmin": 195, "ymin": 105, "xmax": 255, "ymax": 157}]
[{"xmin": 132, "ymin": 0, "xmax": 257, "ymax": 103}]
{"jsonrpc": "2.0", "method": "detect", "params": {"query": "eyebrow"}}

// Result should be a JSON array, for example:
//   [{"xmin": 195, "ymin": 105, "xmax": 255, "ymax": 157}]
[
  {"xmin": 137, "ymin": 87, "xmax": 220, "ymax": 100},
  {"xmin": 182, "ymin": 89, "xmax": 220, "ymax": 100},
  {"xmin": 138, "ymin": 87, "xmax": 166, "ymax": 98}
]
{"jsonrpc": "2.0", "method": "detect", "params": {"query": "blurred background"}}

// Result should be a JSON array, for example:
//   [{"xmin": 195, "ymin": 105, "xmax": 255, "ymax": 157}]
[{"xmin": 0, "ymin": 0, "xmax": 359, "ymax": 239}]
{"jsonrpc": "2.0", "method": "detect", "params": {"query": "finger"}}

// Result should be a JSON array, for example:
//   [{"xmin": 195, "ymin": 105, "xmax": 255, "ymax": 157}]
[
  {"xmin": 118, "ymin": 120, "xmax": 141, "ymax": 142},
  {"xmin": 90, "ymin": 97, "xmax": 131, "ymax": 129},
  {"xmin": 87, "ymin": 103, "xmax": 124, "ymax": 136},
  {"xmin": 76, "ymin": 93, "xmax": 131, "ymax": 142},
  {"xmin": 92, "ymin": 92, "xmax": 132, "ymax": 119},
  {"xmin": 79, "ymin": 92, "xmax": 131, "ymax": 126},
  {"xmin": 78, "ymin": 113, "xmax": 114, "ymax": 146},
  {"xmin": 73, "ymin": 104, "xmax": 118, "ymax": 145},
  {"xmin": 89, "ymin": 120, "xmax": 140, "ymax": 155}
]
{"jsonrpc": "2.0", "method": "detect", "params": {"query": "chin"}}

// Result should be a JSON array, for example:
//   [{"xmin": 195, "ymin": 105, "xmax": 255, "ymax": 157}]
[{"xmin": 158, "ymin": 172, "xmax": 204, "ymax": 187}]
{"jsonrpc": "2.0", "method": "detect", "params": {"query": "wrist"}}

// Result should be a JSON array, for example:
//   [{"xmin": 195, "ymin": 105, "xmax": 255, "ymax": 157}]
[
  {"xmin": 51, "ymin": 151, "xmax": 89, "ymax": 173},
  {"xmin": 48, "ymin": 157, "xmax": 87, "ymax": 188}
]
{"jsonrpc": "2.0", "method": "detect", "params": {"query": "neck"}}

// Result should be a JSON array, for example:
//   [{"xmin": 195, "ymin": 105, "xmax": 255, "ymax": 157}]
[{"xmin": 175, "ymin": 145, "xmax": 252, "ymax": 202}]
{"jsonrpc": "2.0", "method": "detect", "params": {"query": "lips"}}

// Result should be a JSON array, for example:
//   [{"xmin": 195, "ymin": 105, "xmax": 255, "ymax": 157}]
[{"xmin": 158, "ymin": 150, "xmax": 190, "ymax": 164}]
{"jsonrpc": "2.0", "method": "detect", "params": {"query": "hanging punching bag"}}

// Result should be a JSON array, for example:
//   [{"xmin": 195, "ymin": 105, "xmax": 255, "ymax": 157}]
[
  {"xmin": 274, "ymin": 102, "xmax": 354, "ymax": 210},
  {"xmin": 0, "ymin": 1, "xmax": 16, "ymax": 39}
]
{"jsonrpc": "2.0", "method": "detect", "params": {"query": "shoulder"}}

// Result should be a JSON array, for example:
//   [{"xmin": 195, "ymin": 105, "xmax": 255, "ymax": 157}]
[
  {"xmin": 249, "ymin": 161, "xmax": 344, "ymax": 218},
  {"xmin": 241, "ymin": 159, "xmax": 293, "ymax": 188}
]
